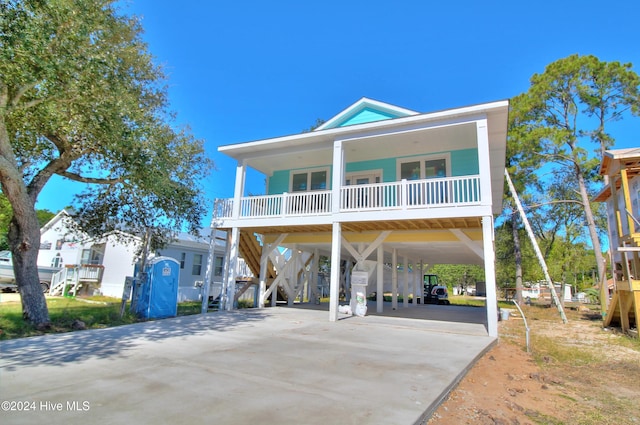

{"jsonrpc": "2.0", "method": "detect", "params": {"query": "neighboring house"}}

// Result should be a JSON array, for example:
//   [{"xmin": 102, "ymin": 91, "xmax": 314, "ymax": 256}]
[
  {"xmin": 212, "ymin": 97, "xmax": 509, "ymax": 337},
  {"xmin": 39, "ymin": 210, "xmax": 230, "ymax": 300},
  {"xmin": 156, "ymin": 229, "xmax": 230, "ymax": 302},
  {"xmin": 39, "ymin": 210, "xmax": 139, "ymax": 297},
  {"xmin": 593, "ymin": 148, "xmax": 640, "ymax": 335}
]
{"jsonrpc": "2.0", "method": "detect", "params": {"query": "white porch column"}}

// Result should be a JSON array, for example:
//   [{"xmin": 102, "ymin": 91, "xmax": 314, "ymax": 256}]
[
  {"xmin": 329, "ymin": 222, "xmax": 342, "ymax": 321},
  {"xmin": 200, "ymin": 218, "xmax": 218, "ymax": 314},
  {"xmin": 392, "ymin": 248, "xmax": 398, "ymax": 310},
  {"xmin": 331, "ymin": 140, "xmax": 344, "ymax": 214},
  {"xmin": 483, "ymin": 215, "xmax": 498, "ymax": 337},
  {"xmin": 232, "ymin": 160, "xmax": 247, "ymax": 219},
  {"xmin": 413, "ymin": 262, "xmax": 419, "ymax": 307},
  {"xmin": 403, "ymin": 256, "xmax": 409, "ymax": 308},
  {"xmin": 223, "ymin": 227, "xmax": 239, "ymax": 311},
  {"xmin": 312, "ymin": 248, "xmax": 320, "ymax": 303},
  {"xmin": 377, "ymin": 245, "xmax": 384, "ymax": 313},
  {"xmin": 329, "ymin": 136, "xmax": 345, "ymax": 322},
  {"xmin": 258, "ymin": 241, "xmax": 269, "ymax": 309},
  {"xmin": 476, "ymin": 119, "xmax": 492, "ymax": 207}
]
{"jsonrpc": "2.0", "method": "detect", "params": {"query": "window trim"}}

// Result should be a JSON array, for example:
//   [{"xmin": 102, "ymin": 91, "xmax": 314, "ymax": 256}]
[
  {"xmin": 289, "ymin": 167, "xmax": 330, "ymax": 192},
  {"xmin": 192, "ymin": 254, "xmax": 203, "ymax": 276},
  {"xmin": 396, "ymin": 153, "xmax": 451, "ymax": 181}
]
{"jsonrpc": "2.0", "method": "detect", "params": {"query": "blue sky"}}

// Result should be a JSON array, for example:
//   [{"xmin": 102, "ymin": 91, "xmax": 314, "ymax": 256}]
[{"xmin": 35, "ymin": 0, "xmax": 640, "ymax": 223}]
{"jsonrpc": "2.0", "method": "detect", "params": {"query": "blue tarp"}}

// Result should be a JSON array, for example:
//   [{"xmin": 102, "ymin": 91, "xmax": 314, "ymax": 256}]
[{"xmin": 134, "ymin": 257, "xmax": 179, "ymax": 319}]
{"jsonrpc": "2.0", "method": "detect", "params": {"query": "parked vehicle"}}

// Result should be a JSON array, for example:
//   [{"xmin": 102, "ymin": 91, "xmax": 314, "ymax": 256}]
[
  {"xmin": 423, "ymin": 274, "xmax": 450, "ymax": 305},
  {"xmin": 0, "ymin": 251, "xmax": 60, "ymax": 293}
]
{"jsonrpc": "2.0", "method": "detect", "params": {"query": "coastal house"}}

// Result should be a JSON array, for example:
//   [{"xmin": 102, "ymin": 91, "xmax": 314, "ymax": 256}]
[
  {"xmin": 212, "ymin": 97, "xmax": 509, "ymax": 336},
  {"xmin": 39, "ymin": 210, "xmax": 229, "ymax": 300}
]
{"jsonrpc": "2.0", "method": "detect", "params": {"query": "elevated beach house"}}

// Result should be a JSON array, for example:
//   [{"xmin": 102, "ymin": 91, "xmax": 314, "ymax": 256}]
[{"xmin": 212, "ymin": 98, "xmax": 509, "ymax": 336}]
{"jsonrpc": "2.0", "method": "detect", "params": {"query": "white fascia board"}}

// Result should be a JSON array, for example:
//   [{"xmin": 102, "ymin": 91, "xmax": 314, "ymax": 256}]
[{"xmin": 219, "ymin": 100, "xmax": 509, "ymax": 160}]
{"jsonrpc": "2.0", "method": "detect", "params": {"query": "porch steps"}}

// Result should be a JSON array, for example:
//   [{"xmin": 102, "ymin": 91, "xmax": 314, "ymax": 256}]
[
  {"xmin": 49, "ymin": 266, "xmax": 82, "ymax": 297},
  {"xmin": 238, "ymin": 231, "xmax": 262, "ymax": 278},
  {"xmin": 48, "ymin": 265, "xmax": 104, "ymax": 297},
  {"xmin": 605, "ymin": 235, "xmax": 640, "ymax": 335}
]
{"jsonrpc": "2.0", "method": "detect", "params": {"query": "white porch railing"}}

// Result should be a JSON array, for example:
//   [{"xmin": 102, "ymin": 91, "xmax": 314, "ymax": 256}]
[
  {"xmin": 49, "ymin": 264, "xmax": 105, "ymax": 296},
  {"xmin": 214, "ymin": 175, "xmax": 481, "ymax": 219}
]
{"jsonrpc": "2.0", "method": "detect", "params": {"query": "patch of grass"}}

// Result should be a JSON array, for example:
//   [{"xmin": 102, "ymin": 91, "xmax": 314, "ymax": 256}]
[
  {"xmin": 0, "ymin": 297, "xmax": 138, "ymax": 340},
  {"xmin": 177, "ymin": 301, "xmax": 202, "ymax": 315},
  {"xmin": 0, "ymin": 297, "xmax": 208, "ymax": 340},
  {"xmin": 530, "ymin": 332, "xmax": 601, "ymax": 366},
  {"xmin": 236, "ymin": 299, "xmax": 255, "ymax": 309}
]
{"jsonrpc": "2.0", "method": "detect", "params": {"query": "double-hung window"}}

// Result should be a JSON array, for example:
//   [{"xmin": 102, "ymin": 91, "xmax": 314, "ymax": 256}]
[
  {"xmin": 291, "ymin": 169, "xmax": 328, "ymax": 192},
  {"xmin": 398, "ymin": 155, "xmax": 450, "ymax": 205}
]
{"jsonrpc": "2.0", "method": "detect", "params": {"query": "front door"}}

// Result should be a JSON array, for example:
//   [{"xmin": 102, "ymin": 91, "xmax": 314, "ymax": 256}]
[{"xmin": 345, "ymin": 172, "xmax": 382, "ymax": 209}]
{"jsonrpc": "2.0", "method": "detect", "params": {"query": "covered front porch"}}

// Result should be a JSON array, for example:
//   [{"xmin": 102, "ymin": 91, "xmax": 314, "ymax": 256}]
[{"xmin": 214, "ymin": 174, "xmax": 481, "ymax": 223}]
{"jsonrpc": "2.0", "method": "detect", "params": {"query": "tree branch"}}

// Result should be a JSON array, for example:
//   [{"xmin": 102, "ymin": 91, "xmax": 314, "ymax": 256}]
[
  {"xmin": 57, "ymin": 170, "xmax": 122, "ymax": 185},
  {"xmin": 9, "ymin": 81, "xmax": 41, "ymax": 109}
]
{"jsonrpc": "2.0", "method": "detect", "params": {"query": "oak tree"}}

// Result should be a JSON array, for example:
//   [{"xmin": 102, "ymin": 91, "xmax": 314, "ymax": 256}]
[{"xmin": 0, "ymin": 0, "xmax": 211, "ymax": 326}]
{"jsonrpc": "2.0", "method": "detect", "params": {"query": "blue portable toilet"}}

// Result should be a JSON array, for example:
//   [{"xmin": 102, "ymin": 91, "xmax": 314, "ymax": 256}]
[{"xmin": 134, "ymin": 256, "xmax": 180, "ymax": 319}]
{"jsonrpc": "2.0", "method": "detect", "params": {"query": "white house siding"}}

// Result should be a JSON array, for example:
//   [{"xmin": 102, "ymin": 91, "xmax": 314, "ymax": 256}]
[
  {"xmin": 39, "ymin": 219, "xmax": 87, "ymax": 267},
  {"xmin": 159, "ymin": 245, "xmax": 207, "ymax": 301},
  {"xmin": 99, "ymin": 237, "xmax": 139, "ymax": 298},
  {"xmin": 156, "ymin": 229, "xmax": 229, "ymax": 302}
]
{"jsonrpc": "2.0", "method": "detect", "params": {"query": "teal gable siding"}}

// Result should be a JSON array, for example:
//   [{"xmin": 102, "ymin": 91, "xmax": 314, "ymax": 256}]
[{"xmin": 338, "ymin": 108, "xmax": 398, "ymax": 127}]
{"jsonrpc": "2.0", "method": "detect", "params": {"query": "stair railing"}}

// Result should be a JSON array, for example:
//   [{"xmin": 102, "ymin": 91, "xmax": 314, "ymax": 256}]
[{"xmin": 49, "ymin": 267, "xmax": 69, "ymax": 295}]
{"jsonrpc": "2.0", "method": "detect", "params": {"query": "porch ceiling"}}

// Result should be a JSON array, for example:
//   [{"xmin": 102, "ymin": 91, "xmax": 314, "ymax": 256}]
[{"xmin": 219, "ymin": 217, "xmax": 485, "ymax": 265}]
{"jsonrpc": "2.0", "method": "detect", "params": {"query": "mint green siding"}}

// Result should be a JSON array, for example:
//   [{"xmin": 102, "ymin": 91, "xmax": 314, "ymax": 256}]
[
  {"xmin": 451, "ymin": 149, "xmax": 479, "ymax": 175},
  {"xmin": 346, "ymin": 159, "xmax": 396, "ymax": 182},
  {"xmin": 266, "ymin": 148, "xmax": 479, "ymax": 194},
  {"xmin": 268, "ymin": 170, "xmax": 290, "ymax": 195}
]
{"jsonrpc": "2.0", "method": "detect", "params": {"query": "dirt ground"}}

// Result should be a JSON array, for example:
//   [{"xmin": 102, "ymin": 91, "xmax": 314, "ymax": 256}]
[{"xmin": 428, "ymin": 304, "xmax": 640, "ymax": 425}]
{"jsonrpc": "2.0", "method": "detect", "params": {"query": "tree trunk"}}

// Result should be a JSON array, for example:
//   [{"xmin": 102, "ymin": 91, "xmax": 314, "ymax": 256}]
[
  {"xmin": 575, "ymin": 169, "xmax": 607, "ymax": 284},
  {"xmin": 7, "ymin": 204, "xmax": 50, "ymax": 326},
  {"xmin": 512, "ymin": 212, "xmax": 524, "ymax": 305}
]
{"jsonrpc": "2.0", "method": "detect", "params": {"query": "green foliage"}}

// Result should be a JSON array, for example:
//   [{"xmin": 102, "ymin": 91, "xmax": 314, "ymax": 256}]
[
  {"xmin": 583, "ymin": 287, "xmax": 600, "ymax": 303},
  {"xmin": 237, "ymin": 299, "xmax": 255, "ymax": 309},
  {"xmin": 0, "ymin": 193, "xmax": 55, "ymax": 250},
  {"xmin": 0, "ymin": 194, "xmax": 10, "ymax": 250},
  {"xmin": 302, "ymin": 118, "xmax": 326, "ymax": 133},
  {"xmin": 495, "ymin": 218, "xmax": 598, "ymax": 290},
  {"xmin": 36, "ymin": 208, "xmax": 54, "ymax": 227},
  {"xmin": 0, "ymin": 0, "xmax": 212, "ymax": 241},
  {"xmin": 507, "ymin": 54, "xmax": 640, "ymax": 285},
  {"xmin": 429, "ymin": 264, "xmax": 484, "ymax": 289},
  {"xmin": 0, "ymin": 1, "xmax": 212, "ymax": 323}
]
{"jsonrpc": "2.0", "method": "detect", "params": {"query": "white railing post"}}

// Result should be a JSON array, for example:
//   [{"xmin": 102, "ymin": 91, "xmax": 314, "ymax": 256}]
[
  {"xmin": 401, "ymin": 179, "xmax": 408, "ymax": 210},
  {"xmin": 282, "ymin": 192, "xmax": 289, "ymax": 217}
]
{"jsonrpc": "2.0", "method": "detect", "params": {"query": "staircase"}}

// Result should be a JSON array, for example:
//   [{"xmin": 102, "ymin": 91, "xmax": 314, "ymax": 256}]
[
  {"xmin": 49, "ymin": 266, "xmax": 81, "ymax": 296},
  {"xmin": 604, "ymin": 234, "xmax": 640, "ymax": 335},
  {"xmin": 238, "ymin": 231, "xmax": 263, "ymax": 277},
  {"xmin": 48, "ymin": 264, "xmax": 105, "ymax": 297}
]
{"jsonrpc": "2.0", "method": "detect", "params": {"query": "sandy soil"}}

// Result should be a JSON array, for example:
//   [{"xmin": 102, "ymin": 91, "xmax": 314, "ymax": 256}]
[{"xmin": 428, "ymin": 305, "xmax": 640, "ymax": 425}]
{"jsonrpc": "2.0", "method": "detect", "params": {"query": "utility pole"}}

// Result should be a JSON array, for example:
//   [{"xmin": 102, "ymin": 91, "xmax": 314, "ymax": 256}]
[{"xmin": 505, "ymin": 169, "xmax": 568, "ymax": 324}]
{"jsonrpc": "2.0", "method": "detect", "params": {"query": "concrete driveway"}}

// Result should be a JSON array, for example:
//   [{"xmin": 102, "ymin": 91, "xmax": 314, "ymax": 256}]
[{"xmin": 0, "ymin": 306, "xmax": 494, "ymax": 425}]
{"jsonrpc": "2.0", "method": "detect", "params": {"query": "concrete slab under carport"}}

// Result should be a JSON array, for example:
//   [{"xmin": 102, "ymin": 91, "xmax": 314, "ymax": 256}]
[
  {"xmin": 0, "ymin": 307, "xmax": 495, "ymax": 425},
  {"xmin": 295, "ymin": 300, "xmax": 491, "ymax": 332}
]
